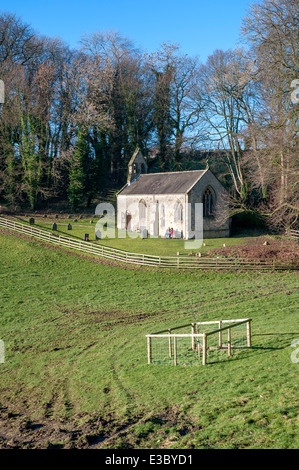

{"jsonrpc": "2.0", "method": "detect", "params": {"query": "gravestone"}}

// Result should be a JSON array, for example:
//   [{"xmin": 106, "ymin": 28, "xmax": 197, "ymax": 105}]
[
  {"xmin": 29, "ymin": 218, "xmax": 35, "ymax": 225},
  {"xmin": 95, "ymin": 230, "xmax": 101, "ymax": 240},
  {"xmin": 141, "ymin": 229, "xmax": 148, "ymax": 239},
  {"xmin": 52, "ymin": 223, "xmax": 57, "ymax": 231},
  {"xmin": 67, "ymin": 224, "xmax": 72, "ymax": 230},
  {"xmin": 84, "ymin": 234, "xmax": 89, "ymax": 241}
]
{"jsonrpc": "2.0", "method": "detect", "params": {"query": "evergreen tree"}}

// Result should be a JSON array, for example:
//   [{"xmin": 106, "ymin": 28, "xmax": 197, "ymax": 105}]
[{"xmin": 68, "ymin": 128, "xmax": 89, "ymax": 210}]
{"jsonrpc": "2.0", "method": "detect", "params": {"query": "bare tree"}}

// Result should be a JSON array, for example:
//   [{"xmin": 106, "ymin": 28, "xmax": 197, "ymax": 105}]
[
  {"xmin": 81, "ymin": 31, "xmax": 154, "ymax": 185},
  {"xmin": 149, "ymin": 43, "xmax": 205, "ymax": 170},
  {"xmin": 241, "ymin": 0, "xmax": 299, "ymax": 229},
  {"xmin": 198, "ymin": 49, "xmax": 253, "ymax": 201}
]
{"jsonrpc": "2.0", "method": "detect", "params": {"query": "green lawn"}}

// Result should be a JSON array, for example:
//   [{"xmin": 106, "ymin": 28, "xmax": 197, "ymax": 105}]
[{"xmin": 0, "ymin": 230, "xmax": 298, "ymax": 448}]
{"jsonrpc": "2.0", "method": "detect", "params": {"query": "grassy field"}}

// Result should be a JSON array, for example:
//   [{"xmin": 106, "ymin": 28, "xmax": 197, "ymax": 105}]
[{"xmin": 0, "ymin": 229, "xmax": 298, "ymax": 449}]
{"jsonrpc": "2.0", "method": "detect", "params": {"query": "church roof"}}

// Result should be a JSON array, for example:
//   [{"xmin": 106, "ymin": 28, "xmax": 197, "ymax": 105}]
[{"xmin": 119, "ymin": 169, "xmax": 207, "ymax": 196}]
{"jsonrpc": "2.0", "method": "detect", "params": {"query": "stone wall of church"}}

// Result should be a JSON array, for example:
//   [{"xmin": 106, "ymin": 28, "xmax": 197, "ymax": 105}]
[
  {"xmin": 189, "ymin": 171, "xmax": 231, "ymax": 238},
  {"xmin": 117, "ymin": 194, "xmax": 186, "ymax": 238}
]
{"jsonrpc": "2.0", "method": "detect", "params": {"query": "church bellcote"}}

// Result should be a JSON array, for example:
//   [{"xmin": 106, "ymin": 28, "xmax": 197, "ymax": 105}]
[{"xmin": 127, "ymin": 148, "xmax": 148, "ymax": 184}]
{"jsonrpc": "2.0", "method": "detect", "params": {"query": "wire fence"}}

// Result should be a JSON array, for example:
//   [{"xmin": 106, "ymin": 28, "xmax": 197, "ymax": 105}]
[
  {"xmin": 0, "ymin": 216, "xmax": 298, "ymax": 271},
  {"xmin": 146, "ymin": 319, "xmax": 252, "ymax": 366}
]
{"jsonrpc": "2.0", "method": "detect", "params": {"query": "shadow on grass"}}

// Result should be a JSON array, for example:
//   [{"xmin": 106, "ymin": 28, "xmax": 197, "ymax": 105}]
[
  {"xmin": 215, "ymin": 332, "xmax": 299, "ymax": 365},
  {"xmin": 250, "ymin": 332, "xmax": 299, "ymax": 352}
]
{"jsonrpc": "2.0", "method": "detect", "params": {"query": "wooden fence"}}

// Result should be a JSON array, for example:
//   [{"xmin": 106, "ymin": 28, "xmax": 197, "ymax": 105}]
[
  {"xmin": 0, "ymin": 217, "xmax": 298, "ymax": 271},
  {"xmin": 146, "ymin": 318, "xmax": 252, "ymax": 366}
]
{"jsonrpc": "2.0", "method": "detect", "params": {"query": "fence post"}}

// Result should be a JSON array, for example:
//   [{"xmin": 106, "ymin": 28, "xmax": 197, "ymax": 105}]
[
  {"xmin": 218, "ymin": 320, "xmax": 222, "ymax": 348},
  {"xmin": 191, "ymin": 323, "xmax": 196, "ymax": 350},
  {"xmin": 147, "ymin": 337, "xmax": 151, "ymax": 364},
  {"xmin": 197, "ymin": 337, "xmax": 201, "ymax": 359},
  {"xmin": 247, "ymin": 320, "xmax": 251, "ymax": 347},
  {"xmin": 227, "ymin": 327, "xmax": 231, "ymax": 357},
  {"xmin": 168, "ymin": 329, "xmax": 172, "ymax": 358},
  {"xmin": 173, "ymin": 336, "xmax": 177, "ymax": 365},
  {"xmin": 202, "ymin": 334, "xmax": 207, "ymax": 365}
]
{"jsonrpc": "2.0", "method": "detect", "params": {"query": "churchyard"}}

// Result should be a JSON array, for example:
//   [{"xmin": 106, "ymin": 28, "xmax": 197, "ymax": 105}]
[{"xmin": 1, "ymin": 213, "xmax": 298, "ymax": 263}]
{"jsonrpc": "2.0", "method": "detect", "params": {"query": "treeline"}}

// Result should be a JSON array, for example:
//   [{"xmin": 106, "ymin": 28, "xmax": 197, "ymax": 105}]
[{"xmin": 0, "ymin": 0, "xmax": 298, "ymax": 230}]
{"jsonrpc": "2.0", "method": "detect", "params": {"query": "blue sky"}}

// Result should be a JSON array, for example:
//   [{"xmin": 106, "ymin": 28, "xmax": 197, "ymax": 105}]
[{"xmin": 1, "ymin": 0, "xmax": 251, "ymax": 62}]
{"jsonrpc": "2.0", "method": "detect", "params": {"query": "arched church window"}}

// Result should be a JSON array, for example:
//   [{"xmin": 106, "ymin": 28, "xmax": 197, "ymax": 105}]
[
  {"xmin": 161, "ymin": 204, "xmax": 165, "ymax": 227},
  {"xmin": 121, "ymin": 212, "xmax": 126, "ymax": 229},
  {"xmin": 139, "ymin": 199, "xmax": 147, "ymax": 220},
  {"xmin": 174, "ymin": 202, "xmax": 183, "ymax": 222},
  {"xmin": 203, "ymin": 188, "xmax": 214, "ymax": 217}
]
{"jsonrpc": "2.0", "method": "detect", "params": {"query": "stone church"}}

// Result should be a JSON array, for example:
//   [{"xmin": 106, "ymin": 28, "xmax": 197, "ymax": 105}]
[{"xmin": 117, "ymin": 149, "xmax": 231, "ymax": 239}]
